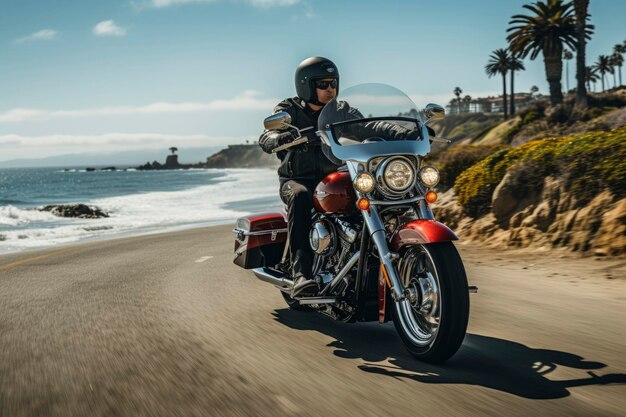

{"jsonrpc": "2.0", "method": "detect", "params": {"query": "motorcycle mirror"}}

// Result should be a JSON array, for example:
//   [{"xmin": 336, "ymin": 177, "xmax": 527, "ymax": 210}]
[
  {"xmin": 424, "ymin": 103, "xmax": 445, "ymax": 121},
  {"xmin": 264, "ymin": 112, "xmax": 292, "ymax": 131}
]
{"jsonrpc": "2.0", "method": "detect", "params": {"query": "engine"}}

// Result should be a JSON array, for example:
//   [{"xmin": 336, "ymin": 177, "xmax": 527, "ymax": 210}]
[{"xmin": 309, "ymin": 216, "xmax": 360, "ymax": 274}]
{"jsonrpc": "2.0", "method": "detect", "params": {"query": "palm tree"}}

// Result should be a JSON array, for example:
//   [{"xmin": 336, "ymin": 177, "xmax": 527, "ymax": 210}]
[
  {"xmin": 462, "ymin": 95, "xmax": 472, "ymax": 113},
  {"xmin": 563, "ymin": 49, "xmax": 574, "ymax": 92},
  {"xmin": 453, "ymin": 87, "xmax": 463, "ymax": 114},
  {"xmin": 530, "ymin": 85, "xmax": 539, "ymax": 97},
  {"xmin": 507, "ymin": 0, "xmax": 582, "ymax": 106},
  {"xmin": 584, "ymin": 66, "xmax": 599, "ymax": 92},
  {"xmin": 169, "ymin": 147, "xmax": 178, "ymax": 155},
  {"xmin": 611, "ymin": 53, "xmax": 623, "ymax": 88},
  {"xmin": 507, "ymin": 54, "xmax": 525, "ymax": 115},
  {"xmin": 614, "ymin": 44, "xmax": 625, "ymax": 86},
  {"xmin": 486, "ymin": 48, "xmax": 509, "ymax": 119},
  {"xmin": 573, "ymin": 0, "xmax": 593, "ymax": 108},
  {"xmin": 595, "ymin": 55, "xmax": 612, "ymax": 92}
]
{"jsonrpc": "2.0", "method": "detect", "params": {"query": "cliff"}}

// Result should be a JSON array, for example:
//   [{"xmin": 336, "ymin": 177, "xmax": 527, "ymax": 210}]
[
  {"xmin": 203, "ymin": 144, "xmax": 279, "ymax": 169},
  {"xmin": 136, "ymin": 144, "xmax": 279, "ymax": 170},
  {"xmin": 432, "ymin": 126, "xmax": 626, "ymax": 256}
]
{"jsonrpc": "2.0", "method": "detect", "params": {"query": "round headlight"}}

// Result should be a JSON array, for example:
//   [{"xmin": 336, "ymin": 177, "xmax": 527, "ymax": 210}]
[
  {"xmin": 354, "ymin": 172, "xmax": 376, "ymax": 194},
  {"xmin": 419, "ymin": 166, "xmax": 440, "ymax": 188},
  {"xmin": 381, "ymin": 157, "xmax": 415, "ymax": 192}
]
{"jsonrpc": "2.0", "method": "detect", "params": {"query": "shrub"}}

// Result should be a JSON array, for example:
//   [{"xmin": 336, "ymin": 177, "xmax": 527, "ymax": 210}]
[
  {"xmin": 429, "ymin": 144, "xmax": 506, "ymax": 191},
  {"xmin": 454, "ymin": 126, "xmax": 626, "ymax": 217}
]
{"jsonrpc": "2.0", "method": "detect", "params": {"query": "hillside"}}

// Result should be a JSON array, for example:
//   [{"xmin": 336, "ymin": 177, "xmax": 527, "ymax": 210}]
[
  {"xmin": 204, "ymin": 144, "xmax": 279, "ymax": 169},
  {"xmin": 430, "ymin": 89, "xmax": 626, "ymax": 150},
  {"xmin": 432, "ymin": 126, "xmax": 626, "ymax": 256}
]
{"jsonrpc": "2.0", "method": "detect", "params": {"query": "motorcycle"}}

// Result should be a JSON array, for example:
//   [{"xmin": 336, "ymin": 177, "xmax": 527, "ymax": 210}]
[{"xmin": 233, "ymin": 83, "xmax": 476, "ymax": 363}]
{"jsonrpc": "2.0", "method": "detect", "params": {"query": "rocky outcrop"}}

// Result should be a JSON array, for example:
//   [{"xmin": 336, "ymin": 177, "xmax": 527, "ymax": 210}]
[
  {"xmin": 135, "ymin": 144, "xmax": 278, "ymax": 170},
  {"xmin": 164, "ymin": 155, "xmax": 181, "ymax": 169},
  {"xmin": 434, "ymin": 177, "xmax": 625, "ymax": 256},
  {"xmin": 38, "ymin": 204, "xmax": 109, "ymax": 219},
  {"xmin": 204, "ymin": 145, "xmax": 279, "ymax": 169}
]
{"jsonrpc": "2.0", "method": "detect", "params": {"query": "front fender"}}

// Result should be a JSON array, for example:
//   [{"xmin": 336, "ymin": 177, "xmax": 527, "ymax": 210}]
[{"xmin": 389, "ymin": 220, "xmax": 458, "ymax": 252}]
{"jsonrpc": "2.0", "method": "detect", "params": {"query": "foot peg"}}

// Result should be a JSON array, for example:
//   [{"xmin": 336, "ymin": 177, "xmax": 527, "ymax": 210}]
[{"xmin": 468, "ymin": 286, "xmax": 478, "ymax": 293}]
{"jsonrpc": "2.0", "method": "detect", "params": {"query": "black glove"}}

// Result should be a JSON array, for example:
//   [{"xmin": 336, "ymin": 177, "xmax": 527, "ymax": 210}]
[
  {"xmin": 267, "ymin": 130, "xmax": 295, "ymax": 149},
  {"xmin": 276, "ymin": 130, "xmax": 296, "ymax": 145}
]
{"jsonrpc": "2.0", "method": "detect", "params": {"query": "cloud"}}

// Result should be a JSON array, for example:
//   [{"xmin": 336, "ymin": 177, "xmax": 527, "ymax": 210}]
[
  {"xmin": 13, "ymin": 29, "xmax": 58, "ymax": 44},
  {"xmin": 247, "ymin": 0, "xmax": 300, "ymax": 7},
  {"xmin": 93, "ymin": 20, "xmax": 127, "ymax": 37},
  {"xmin": 0, "ymin": 133, "xmax": 246, "ymax": 148},
  {"xmin": 144, "ymin": 0, "xmax": 215, "ymax": 8},
  {"xmin": 0, "ymin": 133, "xmax": 252, "ymax": 160},
  {"xmin": 0, "ymin": 91, "xmax": 278, "ymax": 124}
]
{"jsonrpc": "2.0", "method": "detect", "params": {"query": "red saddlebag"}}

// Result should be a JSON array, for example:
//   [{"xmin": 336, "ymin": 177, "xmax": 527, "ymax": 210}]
[{"xmin": 233, "ymin": 212, "xmax": 287, "ymax": 269}]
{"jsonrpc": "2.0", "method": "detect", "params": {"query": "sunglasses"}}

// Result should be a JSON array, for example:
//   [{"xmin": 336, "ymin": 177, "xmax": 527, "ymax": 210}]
[{"xmin": 314, "ymin": 79, "xmax": 338, "ymax": 90}]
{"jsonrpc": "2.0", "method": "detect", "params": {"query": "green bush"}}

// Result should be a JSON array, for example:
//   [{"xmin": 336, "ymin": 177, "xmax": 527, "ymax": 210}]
[
  {"xmin": 454, "ymin": 126, "xmax": 626, "ymax": 217},
  {"xmin": 522, "ymin": 111, "xmax": 541, "ymax": 124},
  {"xmin": 432, "ymin": 144, "xmax": 506, "ymax": 191}
]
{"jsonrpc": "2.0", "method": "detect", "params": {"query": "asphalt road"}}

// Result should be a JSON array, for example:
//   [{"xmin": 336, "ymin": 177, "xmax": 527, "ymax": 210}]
[{"xmin": 1, "ymin": 225, "xmax": 625, "ymax": 417}]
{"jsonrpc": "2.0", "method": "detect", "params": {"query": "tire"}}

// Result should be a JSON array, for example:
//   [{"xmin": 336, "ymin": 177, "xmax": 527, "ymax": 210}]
[
  {"xmin": 280, "ymin": 291, "xmax": 311, "ymax": 311},
  {"xmin": 391, "ymin": 242, "xmax": 469, "ymax": 363}
]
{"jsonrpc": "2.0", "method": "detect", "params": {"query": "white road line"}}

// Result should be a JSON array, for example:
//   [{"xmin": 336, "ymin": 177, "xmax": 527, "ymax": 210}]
[{"xmin": 195, "ymin": 256, "xmax": 214, "ymax": 263}]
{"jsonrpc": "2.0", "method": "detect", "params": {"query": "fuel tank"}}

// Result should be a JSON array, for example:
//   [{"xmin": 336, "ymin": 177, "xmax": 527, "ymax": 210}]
[{"xmin": 313, "ymin": 171, "xmax": 357, "ymax": 215}]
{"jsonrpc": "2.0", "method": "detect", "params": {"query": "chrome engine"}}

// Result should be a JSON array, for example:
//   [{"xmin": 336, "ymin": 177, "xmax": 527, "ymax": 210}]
[
  {"xmin": 309, "ymin": 219, "xmax": 335, "ymax": 255},
  {"xmin": 310, "ymin": 217, "xmax": 360, "ymax": 275}
]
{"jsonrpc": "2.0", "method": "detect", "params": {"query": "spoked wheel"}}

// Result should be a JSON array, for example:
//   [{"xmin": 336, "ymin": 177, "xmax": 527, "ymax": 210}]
[{"xmin": 392, "ymin": 242, "xmax": 469, "ymax": 363}]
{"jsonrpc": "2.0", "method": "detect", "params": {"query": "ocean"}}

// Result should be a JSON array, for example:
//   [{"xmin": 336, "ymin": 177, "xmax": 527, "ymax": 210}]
[{"xmin": 0, "ymin": 167, "xmax": 282, "ymax": 254}]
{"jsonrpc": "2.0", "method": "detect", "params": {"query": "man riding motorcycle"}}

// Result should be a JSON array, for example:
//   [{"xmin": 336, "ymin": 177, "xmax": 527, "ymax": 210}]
[
  {"xmin": 259, "ymin": 56, "xmax": 340, "ymax": 297},
  {"xmin": 259, "ymin": 57, "xmax": 428, "ymax": 297}
]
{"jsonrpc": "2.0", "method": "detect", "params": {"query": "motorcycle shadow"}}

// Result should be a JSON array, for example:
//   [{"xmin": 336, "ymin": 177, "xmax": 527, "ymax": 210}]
[{"xmin": 272, "ymin": 308, "xmax": 626, "ymax": 399}]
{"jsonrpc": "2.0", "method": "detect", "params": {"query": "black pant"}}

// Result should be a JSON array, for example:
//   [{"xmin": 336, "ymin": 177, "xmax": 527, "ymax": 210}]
[{"xmin": 280, "ymin": 179, "xmax": 316, "ymax": 279}]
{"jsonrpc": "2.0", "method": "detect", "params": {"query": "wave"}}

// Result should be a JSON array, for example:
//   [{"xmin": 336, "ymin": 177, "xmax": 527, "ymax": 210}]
[
  {"xmin": 0, "ymin": 205, "xmax": 58, "ymax": 226},
  {"xmin": 0, "ymin": 168, "xmax": 281, "ymax": 252}
]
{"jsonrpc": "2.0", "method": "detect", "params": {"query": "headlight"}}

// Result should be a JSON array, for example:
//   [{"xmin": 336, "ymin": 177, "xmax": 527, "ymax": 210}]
[
  {"xmin": 377, "ymin": 157, "xmax": 416, "ymax": 193},
  {"xmin": 354, "ymin": 172, "xmax": 376, "ymax": 194},
  {"xmin": 419, "ymin": 166, "xmax": 440, "ymax": 188}
]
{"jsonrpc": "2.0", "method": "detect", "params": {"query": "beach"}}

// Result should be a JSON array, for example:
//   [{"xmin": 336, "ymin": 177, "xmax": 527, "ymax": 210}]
[{"xmin": 1, "ymin": 224, "xmax": 624, "ymax": 417}]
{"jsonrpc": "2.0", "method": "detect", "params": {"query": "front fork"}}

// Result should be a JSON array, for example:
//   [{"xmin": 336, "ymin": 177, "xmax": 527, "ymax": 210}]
[
  {"xmin": 362, "ymin": 204, "xmax": 406, "ymax": 301},
  {"xmin": 346, "ymin": 161, "xmax": 424, "ymax": 302}
]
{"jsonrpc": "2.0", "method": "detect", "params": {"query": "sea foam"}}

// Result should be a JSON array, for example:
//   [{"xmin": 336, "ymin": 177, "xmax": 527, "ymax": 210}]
[{"xmin": 0, "ymin": 168, "xmax": 281, "ymax": 253}]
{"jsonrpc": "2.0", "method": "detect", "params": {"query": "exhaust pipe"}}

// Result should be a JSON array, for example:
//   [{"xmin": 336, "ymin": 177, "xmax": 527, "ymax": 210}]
[{"xmin": 252, "ymin": 267, "xmax": 293, "ymax": 289}]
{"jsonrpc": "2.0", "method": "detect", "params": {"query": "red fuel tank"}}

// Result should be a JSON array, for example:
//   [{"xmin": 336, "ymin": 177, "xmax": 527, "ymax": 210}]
[{"xmin": 313, "ymin": 171, "xmax": 357, "ymax": 215}]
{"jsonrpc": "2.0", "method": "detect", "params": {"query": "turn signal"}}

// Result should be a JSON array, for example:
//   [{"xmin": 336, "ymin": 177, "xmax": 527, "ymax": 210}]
[
  {"xmin": 357, "ymin": 198, "xmax": 370, "ymax": 211},
  {"xmin": 425, "ymin": 191, "xmax": 438, "ymax": 204}
]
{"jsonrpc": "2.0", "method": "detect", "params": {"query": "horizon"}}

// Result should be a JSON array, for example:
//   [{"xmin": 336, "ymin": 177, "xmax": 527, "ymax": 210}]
[{"xmin": 1, "ymin": 0, "xmax": 624, "ymax": 164}]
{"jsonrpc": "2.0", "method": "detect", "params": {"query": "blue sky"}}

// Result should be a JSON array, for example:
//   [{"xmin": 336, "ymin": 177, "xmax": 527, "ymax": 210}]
[{"xmin": 0, "ymin": 0, "xmax": 624, "ymax": 162}]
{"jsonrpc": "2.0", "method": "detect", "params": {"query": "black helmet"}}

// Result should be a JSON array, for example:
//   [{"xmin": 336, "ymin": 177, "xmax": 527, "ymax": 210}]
[{"xmin": 295, "ymin": 56, "xmax": 339, "ymax": 105}]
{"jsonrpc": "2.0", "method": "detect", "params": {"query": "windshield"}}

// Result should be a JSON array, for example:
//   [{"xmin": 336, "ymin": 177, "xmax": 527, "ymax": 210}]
[{"xmin": 318, "ymin": 83, "xmax": 430, "ymax": 163}]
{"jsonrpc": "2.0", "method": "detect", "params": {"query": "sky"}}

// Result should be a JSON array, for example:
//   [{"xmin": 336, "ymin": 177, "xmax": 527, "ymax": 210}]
[{"xmin": 0, "ymin": 0, "xmax": 624, "ymax": 163}]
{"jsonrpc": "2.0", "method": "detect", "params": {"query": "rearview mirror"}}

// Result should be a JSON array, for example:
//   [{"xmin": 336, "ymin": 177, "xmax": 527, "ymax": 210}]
[
  {"xmin": 263, "ymin": 112, "xmax": 292, "ymax": 131},
  {"xmin": 424, "ymin": 103, "xmax": 445, "ymax": 121}
]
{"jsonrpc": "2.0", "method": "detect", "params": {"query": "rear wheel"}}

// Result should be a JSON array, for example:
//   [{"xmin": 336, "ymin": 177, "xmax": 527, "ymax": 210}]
[{"xmin": 391, "ymin": 242, "xmax": 469, "ymax": 363}]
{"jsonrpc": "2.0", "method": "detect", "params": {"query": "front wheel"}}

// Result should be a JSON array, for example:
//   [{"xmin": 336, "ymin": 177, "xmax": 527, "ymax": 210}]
[{"xmin": 391, "ymin": 242, "xmax": 469, "ymax": 363}]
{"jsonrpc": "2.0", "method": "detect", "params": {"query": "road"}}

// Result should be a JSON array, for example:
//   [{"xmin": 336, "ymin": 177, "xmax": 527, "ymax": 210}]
[{"xmin": 1, "ymin": 225, "xmax": 625, "ymax": 417}]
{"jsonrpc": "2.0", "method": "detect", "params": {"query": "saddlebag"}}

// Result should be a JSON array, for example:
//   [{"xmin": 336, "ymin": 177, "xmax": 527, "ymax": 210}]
[{"xmin": 233, "ymin": 212, "xmax": 288, "ymax": 269}]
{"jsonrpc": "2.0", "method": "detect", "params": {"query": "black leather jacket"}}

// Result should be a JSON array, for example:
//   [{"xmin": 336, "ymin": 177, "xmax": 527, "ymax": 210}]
[
  {"xmin": 259, "ymin": 97, "xmax": 338, "ymax": 183},
  {"xmin": 259, "ymin": 97, "xmax": 431, "ymax": 183}
]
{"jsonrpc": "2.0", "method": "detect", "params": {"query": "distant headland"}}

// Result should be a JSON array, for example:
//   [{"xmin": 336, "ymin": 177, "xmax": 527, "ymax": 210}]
[
  {"xmin": 79, "ymin": 143, "xmax": 280, "ymax": 172},
  {"xmin": 134, "ymin": 143, "xmax": 279, "ymax": 170}
]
